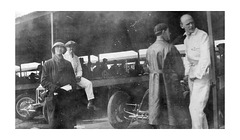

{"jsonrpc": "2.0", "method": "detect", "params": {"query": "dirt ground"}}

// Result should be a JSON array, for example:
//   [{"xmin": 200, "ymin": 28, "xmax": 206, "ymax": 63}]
[
  {"xmin": 15, "ymin": 115, "xmax": 154, "ymax": 129},
  {"xmin": 15, "ymin": 108, "xmax": 224, "ymax": 129}
]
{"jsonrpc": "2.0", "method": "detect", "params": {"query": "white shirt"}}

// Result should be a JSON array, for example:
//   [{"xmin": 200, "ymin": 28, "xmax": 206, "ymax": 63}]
[
  {"xmin": 63, "ymin": 52, "xmax": 82, "ymax": 77},
  {"xmin": 184, "ymin": 28, "xmax": 211, "ymax": 79}
]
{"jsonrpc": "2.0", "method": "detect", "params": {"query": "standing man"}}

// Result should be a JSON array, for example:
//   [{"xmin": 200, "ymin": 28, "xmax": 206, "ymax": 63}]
[
  {"xmin": 146, "ymin": 23, "xmax": 187, "ymax": 128},
  {"xmin": 180, "ymin": 14, "xmax": 211, "ymax": 129},
  {"xmin": 63, "ymin": 41, "xmax": 97, "ymax": 110},
  {"xmin": 101, "ymin": 58, "xmax": 109, "ymax": 72},
  {"xmin": 41, "ymin": 42, "xmax": 77, "ymax": 129}
]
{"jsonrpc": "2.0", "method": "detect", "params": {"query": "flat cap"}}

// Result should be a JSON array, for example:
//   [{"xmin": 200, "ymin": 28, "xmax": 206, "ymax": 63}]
[
  {"xmin": 65, "ymin": 40, "xmax": 77, "ymax": 47},
  {"xmin": 154, "ymin": 23, "xmax": 168, "ymax": 36}
]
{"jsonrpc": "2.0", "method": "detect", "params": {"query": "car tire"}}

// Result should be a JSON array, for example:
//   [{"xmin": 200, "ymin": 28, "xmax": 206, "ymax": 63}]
[
  {"xmin": 15, "ymin": 93, "xmax": 36, "ymax": 120},
  {"xmin": 107, "ymin": 91, "xmax": 131, "ymax": 129}
]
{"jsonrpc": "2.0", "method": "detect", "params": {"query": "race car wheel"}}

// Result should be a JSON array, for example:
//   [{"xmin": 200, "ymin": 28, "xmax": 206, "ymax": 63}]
[
  {"xmin": 16, "ymin": 94, "xmax": 36, "ymax": 120},
  {"xmin": 107, "ymin": 91, "xmax": 131, "ymax": 129}
]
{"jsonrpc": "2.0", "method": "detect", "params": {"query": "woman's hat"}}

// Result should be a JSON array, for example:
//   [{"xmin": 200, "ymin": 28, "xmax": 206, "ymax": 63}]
[{"xmin": 51, "ymin": 42, "xmax": 66, "ymax": 54}]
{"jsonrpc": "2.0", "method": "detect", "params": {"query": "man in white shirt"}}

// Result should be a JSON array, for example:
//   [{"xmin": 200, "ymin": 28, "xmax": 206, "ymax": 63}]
[
  {"xmin": 63, "ymin": 41, "xmax": 97, "ymax": 110},
  {"xmin": 180, "ymin": 14, "xmax": 211, "ymax": 129}
]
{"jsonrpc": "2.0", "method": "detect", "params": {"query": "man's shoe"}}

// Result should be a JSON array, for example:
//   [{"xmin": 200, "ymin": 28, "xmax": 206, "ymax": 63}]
[
  {"xmin": 87, "ymin": 100, "xmax": 100, "ymax": 110},
  {"xmin": 151, "ymin": 125, "xmax": 159, "ymax": 129},
  {"xmin": 87, "ymin": 101, "xmax": 94, "ymax": 110}
]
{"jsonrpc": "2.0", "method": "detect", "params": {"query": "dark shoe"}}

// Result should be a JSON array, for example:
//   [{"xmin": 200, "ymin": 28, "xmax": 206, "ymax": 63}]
[
  {"xmin": 151, "ymin": 125, "xmax": 159, "ymax": 129},
  {"xmin": 87, "ymin": 101, "xmax": 94, "ymax": 110},
  {"xmin": 87, "ymin": 100, "xmax": 100, "ymax": 111}
]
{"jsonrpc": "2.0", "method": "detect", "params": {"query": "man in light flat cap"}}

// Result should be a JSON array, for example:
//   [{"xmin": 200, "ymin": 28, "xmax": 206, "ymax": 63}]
[
  {"xmin": 146, "ymin": 23, "xmax": 189, "ymax": 128},
  {"xmin": 41, "ymin": 41, "xmax": 77, "ymax": 129},
  {"xmin": 63, "ymin": 40, "xmax": 97, "ymax": 110}
]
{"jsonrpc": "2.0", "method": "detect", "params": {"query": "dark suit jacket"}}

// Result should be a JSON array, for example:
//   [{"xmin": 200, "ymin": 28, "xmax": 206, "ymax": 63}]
[{"xmin": 41, "ymin": 55, "xmax": 77, "ymax": 96}]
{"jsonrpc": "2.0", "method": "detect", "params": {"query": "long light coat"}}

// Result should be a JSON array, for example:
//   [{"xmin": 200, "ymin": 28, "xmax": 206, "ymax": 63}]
[
  {"xmin": 146, "ymin": 37, "xmax": 171, "ymax": 125},
  {"xmin": 146, "ymin": 37, "xmax": 189, "ymax": 126}
]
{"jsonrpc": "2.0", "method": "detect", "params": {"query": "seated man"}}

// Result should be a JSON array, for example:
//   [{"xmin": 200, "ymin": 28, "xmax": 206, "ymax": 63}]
[
  {"xmin": 129, "ymin": 59, "xmax": 144, "ymax": 76},
  {"xmin": 109, "ymin": 60, "xmax": 119, "ymax": 76},
  {"xmin": 93, "ymin": 61, "xmax": 102, "ymax": 78},
  {"xmin": 118, "ymin": 61, "xmax": 128, "ymax": 76},
  {"xmin": 134, "ymin": 60, "xmax": 144, "ymax": 75},
  {"xmin": 41, "ymin": 42, "xmax": 77, "ymax": 129},
  {"xmin": 63, "ymin": 41, "xmax": 97, "ymax": 110},
  {"xmin": 29, "ymin": 73, "xmax": 37, "ymax": 83},
  {"xmin": 101, "ymin": 58, "xmax": 109, "ymax": 72},
  {"xmin": 80, "ymin": 58, "xmax": 91, "ymax": 79}
]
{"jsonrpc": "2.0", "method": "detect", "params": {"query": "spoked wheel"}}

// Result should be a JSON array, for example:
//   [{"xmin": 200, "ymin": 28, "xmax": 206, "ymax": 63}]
[
  {"xmin": 138, "ymin": 89, "xmax": 149, "ymax": 111},
  {"xmin": 15, "ymin": 94, "xmax": 36, "ymax": 120},
  {"xmin": 107, "ymin": 91, "xmax": 131, "ymax": 129}
]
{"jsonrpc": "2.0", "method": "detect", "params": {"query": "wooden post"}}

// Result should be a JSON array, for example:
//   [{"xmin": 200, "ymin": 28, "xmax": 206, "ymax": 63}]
[
  {"xmin": 206, "ymin": 11, "xmax": 219, "ymax": 129},
  {"xmin": 50, "ymin": 12, "xmax": 54, "ymax": 57},
  {"xmin": 87, "ymin": 55, "xmax": 91, "ymax": 69},
  {"xmin": 88, "ymin": 55, "xmax": 91, "ymax": 63},
  {"xmin": 137, "ymin": 50, "xmax": 140, "ymax": 60},
  {"xmin": 19, "ymin": 64, "xmax": 22, "ymax": 77}
]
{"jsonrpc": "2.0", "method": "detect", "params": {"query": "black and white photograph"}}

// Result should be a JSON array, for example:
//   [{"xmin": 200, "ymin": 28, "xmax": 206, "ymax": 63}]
[
  {"xmin": 14, "ymin": 11, "xmax": 225, "ymax": 130},
  {"xmin": 3, "ymin": 0, "xmax": 240, "ymax": 139}
]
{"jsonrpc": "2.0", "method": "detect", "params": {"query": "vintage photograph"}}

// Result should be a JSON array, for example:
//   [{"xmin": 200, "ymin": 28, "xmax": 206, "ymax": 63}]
[{"xmin": 15, "ymin": 11, "xmax": 225, "ymax": 129}]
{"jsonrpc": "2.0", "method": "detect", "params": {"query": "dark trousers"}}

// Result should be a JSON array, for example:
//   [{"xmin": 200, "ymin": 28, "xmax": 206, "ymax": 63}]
[{"xmin": 45, "ymin": 89, "xmax": 76, "ymax": 129}]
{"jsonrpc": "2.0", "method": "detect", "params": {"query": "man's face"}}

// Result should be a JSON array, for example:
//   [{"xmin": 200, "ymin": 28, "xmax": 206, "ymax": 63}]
[
  {"xmin": 180, "ymin": 15, "xmax": 196, "ymax": 34},
  {"xmin": 66, "ymin": 46, "xmax": 74, "ymax": 54},
  {"xmin": 54, "ymin": 46, "xmax": 65, "ymax": 55},
  {"xmin": 163, "ymin": 28, "xmax": 171, "ymax": 41}
]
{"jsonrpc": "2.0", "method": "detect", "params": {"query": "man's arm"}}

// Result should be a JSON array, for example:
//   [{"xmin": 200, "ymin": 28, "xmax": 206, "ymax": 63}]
[
  {"xmin": 66, "ymin": 62, "xmax": 77, "ymax": 90},
  {"xmin": 194, "ymin": 32, "xmax": 211, "ymax": 79},
  {"xmin": 76, "ymin": 56, "xmax": 83, "ymax": 78},
  {"xmin": 41, "ymin": 61, "xmax": 59, "ymax": 96},
  {"xmin": 170, "ymin": 45, "xmax": 185, "ymax": 79},
  {"xmin": 157, "ymin": 51, "xmax": 163, "ymax": 70},
  {"xmin": 183, "ymin": 39, "xmax": 191, "ymax": 76}
]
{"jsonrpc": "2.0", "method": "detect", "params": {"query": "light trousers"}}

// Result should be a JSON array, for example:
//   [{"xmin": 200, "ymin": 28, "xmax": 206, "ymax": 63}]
[
  {"xmin": 77, "ymin": 77, "xmax": 94, "ymax": 101},
  {"xmin": 188, "ymin": 73, "xmax": 210, "ymax": 129}
]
